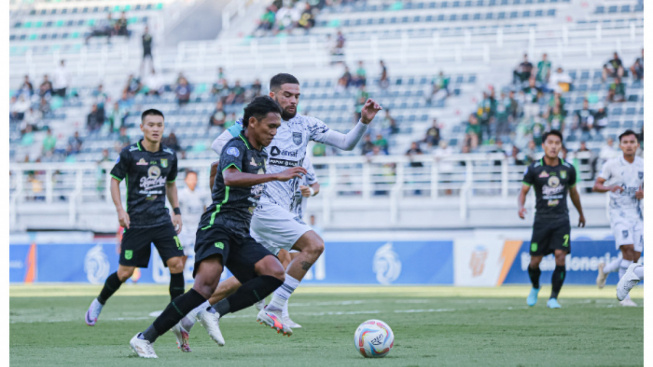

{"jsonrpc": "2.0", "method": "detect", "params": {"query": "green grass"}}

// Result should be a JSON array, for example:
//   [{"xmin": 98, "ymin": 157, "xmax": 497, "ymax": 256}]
[{"xmin": 10, "ymin": 285, "xmax": 643, "ymax": 367}]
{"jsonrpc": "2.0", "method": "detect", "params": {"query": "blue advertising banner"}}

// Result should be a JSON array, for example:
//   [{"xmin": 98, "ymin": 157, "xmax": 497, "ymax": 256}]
[
  {"xmin": 9, "ymin": 241, "xmax": 453, "ymax": 285},
  {"xmin": 502, "ymin": 240, "xmax": 639, "ymax": 285}
]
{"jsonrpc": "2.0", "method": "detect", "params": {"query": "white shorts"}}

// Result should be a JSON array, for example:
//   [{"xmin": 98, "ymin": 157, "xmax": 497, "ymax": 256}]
[
  {"xmin": 250, "ymin": 203, "xmax": 312, "ymax": 256},
  {"xmin": 610, "ymin": 211, "xmax": 643, "ymax": 252},
  {"xmin": 178, "ymin": 227, "xmax": 196, "ymax": 257}
]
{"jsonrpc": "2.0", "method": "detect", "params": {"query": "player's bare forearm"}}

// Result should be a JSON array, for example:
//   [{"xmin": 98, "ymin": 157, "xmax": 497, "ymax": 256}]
[
  {"xmin": 518, "ymin": 185, "xmax": 530, "ymax": 210},
  {"xmin": 592, "ymin": 177, "xmax": 610, "ymax": 193},
  {"xmin": 110, "ymin": 178, "xmax": 124, "ymax": 212},
  {"xmin": 223, "ymin": 167, "xmax": 305, "ymax": 187},
  {"xmin": 209, "ymin": 161, "xmax": 219, "ymax": 190},
  {"xmin": 569, "ymin": 187, "xmax": 584, "ymax": 217},
  {"xmin": 311, "ymin": 182, "xmax": 321, "ymax": 196},
  {"xmin": 166, "ymin": 181, "xmax": 179, "ymax": 208}
]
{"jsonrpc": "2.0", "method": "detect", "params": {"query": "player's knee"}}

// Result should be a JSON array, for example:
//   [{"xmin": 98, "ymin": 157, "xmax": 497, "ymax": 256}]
[
  {"xmin": 167, "ymin": 257, "xmax": 185, "ymax": 273},
  {"xmin": 305, "ymin": 237, "xmax": 324, "ymax": 259},
  {"xmin": 117, "ymin": 268, "xmax": 134, "ymax": 281}
]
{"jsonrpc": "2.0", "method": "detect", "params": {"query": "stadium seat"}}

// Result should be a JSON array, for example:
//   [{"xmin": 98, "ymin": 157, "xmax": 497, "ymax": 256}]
[
  {"xmin": 622, "ymin": 120, "xmax": 634, "ymax": 129},
  {"xmin": 621, "ymin": 5, "xmax": 631, "ymax": 13},
  {"xmin": 534, "ymin": 10, "xmax": 543, "ymax": 17},
  {"xmin": 595, "ymin": 6, "xmax": 605, "ymax": 14},
  {"xmin": 611, "ymin": 107, "xmax": 623, "ymax": 116},
  {"xmin": 625, "ymin": 107, "xmax": 636, "ymax": 115},
  {"xmin": 608, "ymin": 6, "xmax": 618, "ymax": 13}
]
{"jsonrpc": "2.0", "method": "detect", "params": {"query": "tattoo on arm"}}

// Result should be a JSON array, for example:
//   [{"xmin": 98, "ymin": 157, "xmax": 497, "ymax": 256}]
[{"xmin": 300, "ymin": 261, "xmax": 313, "ymax": 271}]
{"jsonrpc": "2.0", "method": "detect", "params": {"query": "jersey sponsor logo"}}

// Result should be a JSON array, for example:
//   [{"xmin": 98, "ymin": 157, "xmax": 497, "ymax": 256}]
[
  {"xmin": 270, "ymin": 146, "xmax": 298, "ymax": 158},
  {"xmin": 136, "ymin": 158, "xmax": 148, "ymax": 165},
  {"xmin": 161, "ymin": 158, "xmax": 168, "ymax": 168},
  {"xmin": 226, "ymin": 147, "xmax": 239, "ymax": 157},
  {"xmin": 269, "ymin": 158, "xmax": 300, "ymax": 167},
  {"xmin": 292, "ymin": 132, "xmax": 303, "ymax": 145},
  {"xmin": 140, "ymin": 166, "xmax": 166, "ymax": 192},
  {"xmin": 539, "ymin": 171, "xmax": 549, "ymax": 178}
]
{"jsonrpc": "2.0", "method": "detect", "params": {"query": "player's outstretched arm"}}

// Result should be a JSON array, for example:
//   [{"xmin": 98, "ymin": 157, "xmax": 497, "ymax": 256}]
[
  {"xmin": 223, "ymin": 166, "xmax": 307, "ymax": 187},
  {"xmin": 517, "ymin": 184, "xmax": 530, "ymax": 219},
  {"xmin": 166, "ymin": 181, "xmax": 182, "ymax": 233},
  {"xmin": 322, "ymin": 99, "xmax": 383, "ymax": 150},
  {"xmin": 110, "ymin": 178, "xmax": 130, "ymax": 229},
  {"xmin": 592, "ymin": 177, "xmax": 622, "ymax": 193},
  {"xmin": 569, "ymin": 186, "xmax": 586, "ymax": 227}
]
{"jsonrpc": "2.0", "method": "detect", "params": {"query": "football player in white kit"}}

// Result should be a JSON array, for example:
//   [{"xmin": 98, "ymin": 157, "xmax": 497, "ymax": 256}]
[
  {"xmin": 593, "ymin": 130, "xmax": 643, "ymax": 307},
  {"xmin": 177, "ymin": 170, "xmax": 210, "ymax": 260},
  {"xmin": 175, "ymin": 73, "xmax": 381, "ymax": 347}
]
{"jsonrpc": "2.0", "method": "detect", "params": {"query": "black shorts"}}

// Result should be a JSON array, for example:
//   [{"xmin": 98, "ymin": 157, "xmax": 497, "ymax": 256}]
[
  {"xmin": 530, "ymin": 217, "xmax": 571, "ymax": 256},
  {"xmin": 120, "ymin": 222, "xmax": 184, "ymax": 268},
  {"xmin": 194, "ymin": 222, "xmax": 273, "ymax": 283}
]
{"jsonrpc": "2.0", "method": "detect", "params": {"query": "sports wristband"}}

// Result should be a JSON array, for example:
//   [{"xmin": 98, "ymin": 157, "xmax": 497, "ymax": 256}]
[
  {"xmin": 309, "ymin": 187, "xmax": 316, "ymax": 197},
  {"xmin": 173, "ymin": 207, "xmax": 181, "ymax": 215}
]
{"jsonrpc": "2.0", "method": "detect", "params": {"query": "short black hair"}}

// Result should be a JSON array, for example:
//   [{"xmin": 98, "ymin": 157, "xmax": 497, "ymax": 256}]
[
  {"xmin": 542, "ymin": 129, "xmax": 563, "ymax": 143},
  {"xmin": 242, "ymin": 96, "xmax": 282, "ymax": 128},
  {"xmin": 270, "ymin": 73, "xmax": 299, "ymax": 92},
  {"xmin": 619, "ymin": 129, "xmax": 638, "ymax": 142},
  {"xmin": 141, "ymin": 108, "xmax": 164, "ymax": 122}
]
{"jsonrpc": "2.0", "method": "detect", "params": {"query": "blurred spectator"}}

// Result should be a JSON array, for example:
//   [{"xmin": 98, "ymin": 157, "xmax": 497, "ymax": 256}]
[
  {"xmin": 209, "ymin": 100, "xmax": 226, "ymax": 128},
  {"xmin": 379, "ymin": 60, "xmax": 389, "ymax": 89},
  {"xmin": 513, "ymin": 53, "xmax": 533, "ymax": 85},
  {"xmin": 476, "ymin": 91, "xmax": 494, "ymax": 141},
  {"xmin": 115, "ymin": 11, "xmax": 129, "ymax": 37},
  {"xmin": 28, "ymin": 172, "xmax": 45, "ymax": 201},
  {"xmin": 87, "ymin": 104, "xmax": 104, "ymax": 132},
  {"xmin": 495, "ymin": 91, "xmax": 512, "ymax": 138},
  {"xmin": 406, "ymin": 141, "xmax": 424, "ymax": 167},
  {"xmin": 117, "ymin": 126, "xmax": 130, "ymax": 148},
  {"xmin": 68, "ymin": 131, "xmax": 83, "ymax": 154},
  {"xmin": 353, "ymin": 61, "xmax": 367, "ymax": 87},
  {"xmin": 85, "ymin": 12, "xmax": 114, "ymax": 45},
  {"xmin": 92, "ymin": 84, "xmax": 108, "ymax": 117},
  {"xmin": 18, "ymin": 75, "xmax": 33, "ymax": 97},
  {"xmin": 164, "ymin": 132, "xmax": 183, "ymax": 153},
  {"xmin": 256, "ymin": 5, "xmax": 276, "ymax": 34},
  {"xmin": 547, "ymin": 105, "xmax": 565, "ymax": 131},
  {"xmin": 335, "ymin": 30, "xmax": 346, "ymax": 56},
  {"xmin": 38, "ymin": 97, "xmax": 51, "ymax": 116},
  {"xmin": 524, "ymin": 139, "xmax": 539, "ymax": 164},
  {"xmin": 433, "ymin": 140, "xmax": 454, "ymax": 195},
  {"xmin": 491, "ymin": 138, "xmax": 509, "ymax": 164},
  {"xmin": 536, "ymin": 53, "xmax": 552, "ymax": 85},
  {"xmin": 274, "ymin": 3, "xmax": 295, "ymax": 33},
  {"xmin": 225, "ymin": 80, "xmax": 246, "ymax": 105},
  {"xmin": 337, "ymin": 66, "xmax": 352, "ymax": 92},
  {"xmin": 141, "ymin": 25, "xmax": 154, "ymax": 75},
  {"xmin": 175, "ymin": 76, "xmax": 192, "ymax": 106},
  {"xmin": 599, "ymin": 136, "xmax": 620, "ymax": 164},
  {"xmin": 143, "ymin": 69, "xmax": 164, "ymax": 96},
  {"xmin": 374, "ymin": 133, "xmax": 389, "ymax": 154},
  {"xmin": 125, "ymin": 74, "xmax": 142, "ymax": 97},
  {"xmin": 508, "ymin": 145, "xmax": 525, "ymax": 165},
  {"xmin": 629, "ymin": 48, "xmax": 644, "ymax": 81},
  {"xmin": 118, "ymin": 90, "xmax": 134, "ymax": 111},
  {"xmin": 607, "ymin": 76, "xmax": 625, "ymax": 103},
  {"xmin": 573, "ymin": 99, "xmax": 593, "ymax": 133},
  {"xmin": 382, "ymin": 109, "xmax": 399, "ymax": 136},
  {"xmin": 224, "ymin": 113, "xmax": 237, "ymax": 129},
  {"xmin": 211, "ymin": 67, "xmax": 229, "ymax": 97},
  {"xmin": 465, "ymin": 114, "xmax": 481, "ymax": 151},
  {"xmin": 39, "ymin": 75, "xmax": 53, "ymax": 98},
  {"xmin": 250, "ymin": 78, "xmax": 263, "ymax": 98},
  {"xmin": 424, "ymin": 119, "xmax": 441, "ymax": 148},
  {"xmin": 10, "ymin": 95, "xmax": 29, "ymax": 121},
  {"xmin": 297, "ymin": 3, "xmax": 315, "ymax": 32},
  {"xmin": 22, "ymin": 107, "xmax": 42, "ymax": 132},
  {"xmin": 427, "ymin": 71, "xmax": 450, "ymax": 104},
  {"xmin": 21, "ymin": 125, "xmax": 35, "ymax": 146},
  {"xmin": 522, "ymin": 77, "xmax": 541, "ymax": 117},
  {"xmin": 548, "ymin": 67, "xmax": 573, "ymax": 92},
  {"xmin": 602, "ymin": 52, "xmax": 624, "ymax": 82},
  {"xmin": 354, "ymin": 85, "xmax": 369, "ymax": 121},
  {"xmin": 42, "ymin": 127, "xmax": 57, "ymax": 155},
  {"xmin": 108, "ymin": 102, "xmax": 125, "ymax": 132},
  {"xmin": 53, "ymin": 60, "xmax": 70, "ymax": 98},
  {"xmin": 96, "ymin": 148, "xmax": 112, "ymax": 197},
  {"xmin": 592, "ymin": 103, "xmax": 608, "ymax": 132},
  {"xmin": 361, "ymin": 134, "xmax": 375, "ymax": 155}
]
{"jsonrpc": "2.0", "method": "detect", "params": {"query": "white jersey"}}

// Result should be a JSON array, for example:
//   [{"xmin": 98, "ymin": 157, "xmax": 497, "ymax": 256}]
[
  {"xmin": 291, "ymin": 155, "xmax": 318, "ymax": 220},
  {"xmin": 598, "ymin": 155, "xmax": 644, "ymax": 216},
  {"xmin": 178, "ymin": 186, "xmax": 210, "ymax": 230}
]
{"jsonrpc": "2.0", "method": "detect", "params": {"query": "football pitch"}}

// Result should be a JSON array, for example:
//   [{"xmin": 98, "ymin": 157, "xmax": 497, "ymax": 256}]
[{"xmin": 10, "ymin": 284, "xmax": 643, "ymax": 367}]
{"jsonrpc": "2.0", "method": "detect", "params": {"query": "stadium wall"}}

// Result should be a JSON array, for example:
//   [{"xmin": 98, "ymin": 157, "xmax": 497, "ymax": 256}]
[{"xmin": 11, "ymin": 230, "xmax": 634, "ymax": 286}]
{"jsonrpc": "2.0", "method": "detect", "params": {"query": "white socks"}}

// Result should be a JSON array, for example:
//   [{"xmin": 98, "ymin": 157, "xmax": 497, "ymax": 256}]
[
  {"xmin": 603, "ymin": 256, "xmax": 622, "ymax": 273},
  {"xmin": 267, "ymin": 274, "xmax": 300, "ymax": 313},
  {"xmin": 619, "ymin": 260, "xmax": 634, "ymax": 300}
]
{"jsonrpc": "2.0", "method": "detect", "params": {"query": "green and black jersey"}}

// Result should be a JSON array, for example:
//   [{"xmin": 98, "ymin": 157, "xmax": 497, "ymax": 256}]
[
  {"xmin": 522, "ymin": 158, "xmax": 577, "ymax": 220},
  {"xmin": 199, "ymin": 133, "xmax": 267, "ymax": 233},
  {"xmin": 110, "ymin": 140, "xmax": 178, "ymax": 228}
]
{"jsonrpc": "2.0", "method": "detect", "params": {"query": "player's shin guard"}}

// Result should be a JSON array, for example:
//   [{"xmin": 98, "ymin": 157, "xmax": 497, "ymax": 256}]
[
  {"xmin": 550, "ymin": 265, "xmax": 566, "ymax": 299},
  {"xmin": 144, "ymin": 289, "xmax": 207, "ymax": 343},
  {"xmin": 97, "ymin": 272, "xmax": 124, "ymax": 305},
  {"xmin": 169, "ymin": 272, "xmax": 185, "ymax": 301},
  {"xmin": 213, "ymin": 275, "xmax": 283, "ymax": 317},
  {"xmin": 528, "ymin": 266, "xmax": 541, "ymax": 289}
]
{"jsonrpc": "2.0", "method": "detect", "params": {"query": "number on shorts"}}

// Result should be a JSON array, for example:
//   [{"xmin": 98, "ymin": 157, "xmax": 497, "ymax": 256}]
[{"xmin": 563, "ymin": 234, "xmax": 569, "ymax": 247}]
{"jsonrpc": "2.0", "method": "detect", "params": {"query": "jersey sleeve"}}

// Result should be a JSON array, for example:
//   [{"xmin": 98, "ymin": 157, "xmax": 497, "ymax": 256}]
[
  {"xmin": 109, "ymin": 148, "xmax": 131, "ymax": 181},
  {"xmin": 306, "ymin": 116, "xmax": 331, "ymax": 143},
  {"xmin": 219, "ymin": 140, "xmax": 245, "ymax": 172},
  {"xmin": 522, "ymin": 164, "xmax": 535, "ymax": 186},
  {"xmin": 303, "ymin": 156, "xmax": 318, "ymax": 185},
  {"xmin": 598, "ymin": 160, "xmax": 613, "ymax": 181},
  {"xmin": 568, "ymin": 165, "xmax": 577, "ymax": 187},
  {"xmin": 167, "ymin": 152, "xmax": 178, "ymax": 183},
  {"xmin": 211, "ymin": 121, "xmax": 243, "ymax": 156}
]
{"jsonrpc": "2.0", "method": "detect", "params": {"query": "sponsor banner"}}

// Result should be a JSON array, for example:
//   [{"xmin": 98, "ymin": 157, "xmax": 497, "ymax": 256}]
[
  {"xmin": 502, "ymin": 240, "xmax": 639, "ymax": 285},
  {"xmin": 9, "ymin": 241, "xmax": 453, "ymax": 285},
  {"xmin": 454, "ymin": 239, "xmax": 522, "ymax": 286}
]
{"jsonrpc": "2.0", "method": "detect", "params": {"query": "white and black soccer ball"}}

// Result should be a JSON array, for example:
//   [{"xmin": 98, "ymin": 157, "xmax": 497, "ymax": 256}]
[{"xmin": 353, "ymin": 319, "xmax": 394, "ymax": 358}]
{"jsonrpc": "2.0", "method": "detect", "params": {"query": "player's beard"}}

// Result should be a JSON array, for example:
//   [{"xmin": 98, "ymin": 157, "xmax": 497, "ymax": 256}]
[{"xmin": 281, "ymin": 107, "xmax": 297, "ymax": 121}]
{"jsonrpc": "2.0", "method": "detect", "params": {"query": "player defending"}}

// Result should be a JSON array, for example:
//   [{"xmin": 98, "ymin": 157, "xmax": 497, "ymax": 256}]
[
  {"xmin": 518, "ymin": 130, "xmax": 586, "ymax": 309},
  {"xmin": 186, "ymin": 73, "xmax": 381, "ymax": 343},
  {"xmin": 85, "ymin": 109, "xmax": 185, "ymax": 326},
  {"xmin": 593, "ymin": 130, "xmax": 643, "ymax": 307},
  {"xmin": 130, "ymin": 96, "xmax": 307, "ymax": 358}
]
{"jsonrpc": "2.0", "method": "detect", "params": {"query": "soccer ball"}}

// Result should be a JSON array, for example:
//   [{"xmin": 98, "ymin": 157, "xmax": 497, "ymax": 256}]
[{"xmin": 354, "ymin": 319, "xmax": 394, "ymax": 358}]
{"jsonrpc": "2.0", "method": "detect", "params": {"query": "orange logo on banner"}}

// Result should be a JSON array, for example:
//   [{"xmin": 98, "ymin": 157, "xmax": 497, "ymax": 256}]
[
  {"xmin": 469, "ymin": 247, "xmax": 488, "ymax": 277},
  {"xmin": 24, "ymin": 243, "xmax": 37, "ymax": 283},
  {"xmin": 496, "ymin": 240, "xmax": 523, "ymax": 286}
]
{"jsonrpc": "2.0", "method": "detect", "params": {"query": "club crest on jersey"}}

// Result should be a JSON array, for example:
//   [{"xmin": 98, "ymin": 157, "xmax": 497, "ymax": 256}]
[
  {"xmin": 539, "ymin": 171, "xmax": 549, "ymax": 178},
  {"xmin": 560, "ymin": 171, "xmax": 567, "ymax": 179},
  {"xmin": 160, "ymin": 158, "xmax": 168, "ymax": 168},
  {"xmin": 622, "ymin": 230, "xmax": 629, "ymax": 239},
  {"xmin": 547, "ymin": 176, "xmax": 560, "ymax": 187},
  {"xmin": 639, "ymin": 171, "xmax": 643, "ymax": 179},
  {"xmin": 292, "ymin": 132, "xmax": 302, "ymax": 145},
  {"xmin": 136, "ymin": 158, "xmax": 148, "ymax": 165}
]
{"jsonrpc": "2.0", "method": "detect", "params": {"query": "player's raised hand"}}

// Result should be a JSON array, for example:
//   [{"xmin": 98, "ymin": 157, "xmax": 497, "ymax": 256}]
[
  {"xmin": 275, "ymin": 167, "xmax": 308, "ymax": 182},
  {"xmin": 360, "ymin": 98, "xmax": 382, "ymax": 124},
  {"xmin": 118, "ymin": 208, "xmax": 130, "ymax": 229},
  {"xmin": 636, "ymin": 187, "xmax": 643, "ymax": 200},
  {"xmin": 299, "ymin": 185, "xmax": 312, "ymax": 197},
  {"xmin": 518, "ymin": 207, "xmax": 527, "ymax": 219},
  {"xmin": 578, "ymin": 214, "xmax": 586, "ymax": 227},
  {"xmin": 172, "ymin": 213, "xmax": 183, "ymax": 234}
]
